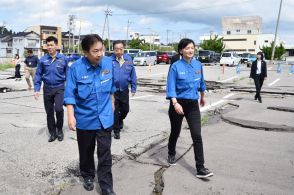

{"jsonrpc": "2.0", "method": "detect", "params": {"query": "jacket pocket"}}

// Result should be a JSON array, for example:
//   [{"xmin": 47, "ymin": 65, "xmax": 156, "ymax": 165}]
[
  {"xmin": 77, "ymin": 79, "xmax": 93, "ymax": 99},
  {"xmin": 100, "ymin": 74, "xmax": 112, "ymax": 92}
]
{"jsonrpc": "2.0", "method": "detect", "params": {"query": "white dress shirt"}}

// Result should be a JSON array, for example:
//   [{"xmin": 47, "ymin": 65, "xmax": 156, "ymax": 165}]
[{"xmin": 256, "ymin": 60, "xmax": 262, "ymax": 74}]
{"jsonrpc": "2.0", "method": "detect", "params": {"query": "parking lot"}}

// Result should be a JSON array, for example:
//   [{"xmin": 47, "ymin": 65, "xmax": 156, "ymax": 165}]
[{"xmin": 0, "ymin": 62, "xmax": 294, "ymax": 195}]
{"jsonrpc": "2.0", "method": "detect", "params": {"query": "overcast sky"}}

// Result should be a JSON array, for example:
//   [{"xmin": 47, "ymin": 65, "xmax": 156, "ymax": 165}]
[{"xmin": 0, "ymin": 0, "xmax": 293, "ymax": 44}]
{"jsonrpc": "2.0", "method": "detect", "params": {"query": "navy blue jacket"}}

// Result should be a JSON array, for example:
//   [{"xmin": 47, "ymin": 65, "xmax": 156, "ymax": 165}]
[
  {"xmin": 24, "ymin": 55, "xmax": 39, "ymax": 68},
  {"xmin": 111, "ymin": 54, "xmax": 137, "ymax": 93}
]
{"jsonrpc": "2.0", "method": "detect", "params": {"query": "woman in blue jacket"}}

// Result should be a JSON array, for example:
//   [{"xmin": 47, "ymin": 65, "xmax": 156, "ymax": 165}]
[{"xmin": 166, "ymin": 38, "xmax": 213, "ymax": 178}]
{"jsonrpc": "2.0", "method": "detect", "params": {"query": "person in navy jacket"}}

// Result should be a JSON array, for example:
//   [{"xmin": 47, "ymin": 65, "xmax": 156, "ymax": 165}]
[
  {"xmin": 110, "ymin": 40, "xmax": 137, "ymax": 139},
  {"xmin": 34, "ymin": 36, "xmax": 68, "ymax": 142},
  {"xmin": 166, "ymin": 38, "xmax": 213, "ymax": 178},
  {"xmin": 64, "ymin": 34, "xmax": 116, "ymax": 195}
]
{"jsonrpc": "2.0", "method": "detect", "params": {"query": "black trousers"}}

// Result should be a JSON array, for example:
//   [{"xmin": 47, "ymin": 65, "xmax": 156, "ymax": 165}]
[
  {"xmin": 77, "ymin": 128, "xmax": 113, "ymax": 192},
  {"xmin": 168, "ymin": 99, "xmax": 205, "ymax": 169},
  {"xmin": 114, "ymin": 90, "xmax": 129, "ymax": 133},
  {"xmin": 43, "ymin": 86, "xmax": 64, "ymax": 136},
  {"xmin": 15, "ymin": 64, "xmax": 21, "ymax": 78},
  {"xmin": 254, "ymin": 74, "xmax": 264, "ymax": 100}
]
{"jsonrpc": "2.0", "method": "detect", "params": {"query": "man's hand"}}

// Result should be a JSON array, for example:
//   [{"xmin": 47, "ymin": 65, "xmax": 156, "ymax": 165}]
[
  {"xmin": 68, "ymin": 114, "xmax": 76, "ymax": 131},
  {"xmin": 264, "ymin": 77, "xmax": 267, "ymax": 80},
  {"xmin": 34, "ymin": 92, "xmax": 40, "ymax": 100},
  {"xmin": 131, "ymin": 93, "xmax": 136, "ymax": 97}
]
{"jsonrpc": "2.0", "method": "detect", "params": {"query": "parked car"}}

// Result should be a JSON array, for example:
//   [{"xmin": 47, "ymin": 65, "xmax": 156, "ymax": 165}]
[
  {"xmin": 247, "ymin": 54, "xmax": 257, "ymax": 67},
  {"xmin": 198, "ymin": 50, "xmax": 219, "ymax": 63},
  {"xmin": 66, "ymin": 53, "xmax": 82, "ymax": 62},
  {"xmin": 104, "ymin": 51, "xmax": 114, "ymax": 57},
  {"xmin": 220, "ymin": 52, "xmax": 241, "ymax": 66},
  {"xmin": 167, "ymin": 51, "xmax": 177, "ymax": 59},
  {"xmin": 124, "ymin": 49, "xmax": 141, "ymax": 59},
  {"xmin": 133, "ymin": 51, "xmax": 157, "ymax": 66},
  {"xmin": 157, "ymin": 51, "xmax": 170, "ymax": 64},
  {"xmin": 241, "ymin": 53, "xmax": 251, "ymax": 64}
]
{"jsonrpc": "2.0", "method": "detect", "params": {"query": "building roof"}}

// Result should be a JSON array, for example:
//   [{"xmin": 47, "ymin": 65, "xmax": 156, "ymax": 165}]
[{"xmin": 13, "ymin": 31, "xmax": 39, "ymax": 37}]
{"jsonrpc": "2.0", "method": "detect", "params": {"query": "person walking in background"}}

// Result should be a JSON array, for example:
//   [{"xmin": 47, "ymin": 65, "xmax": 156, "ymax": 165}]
[
  {"xmin": 110, "ymin": 40, "xmax": 137, "ymax": 140},
  {"xmin": 250, "ymin": 51, "xmax": 267, "ymax": 103},
  {"xmin": 24, "ymin": 50, "xmax": 39, "ymax": 90},
  {"xmin": 34, "ymin": 36, "xmax": 68, "ymax": 142},
  {"xmin": 64, "ymin": 34, "xmax": 116, "ymax": 195},
  {"xmin": 166, "ymin": 38, "xmax": 213, "ymax": 178},
  {"xmin": 13, "ymin": 54, "xmax": 21, "ymax": 81}
]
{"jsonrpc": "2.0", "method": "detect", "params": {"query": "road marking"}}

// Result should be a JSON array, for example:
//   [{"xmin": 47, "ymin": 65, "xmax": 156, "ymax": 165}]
[
  {"xmin": 268, "ymin": 78, "xmax": 280, "ymax": 86},
  {"xmin": 219, "ymin": 76, "xmax": 238, "ymax": 83},
  {"xmin": 138, "ymin": 73, "xmax": 166, "ymax": 78},
  {"xmin": 130, "ymin": 95, "xmax": 155, "ymax": 100},
  {"xmin": 268, "ymin": 67, "xmax": 273, "ymax": 70},
  {"xmin": 223, "ymin": 93, "xmax": 235, "ymax": 99},
  {"xmin": 200, "ymin": 100, "xmax": 226, "ymax": 112}
]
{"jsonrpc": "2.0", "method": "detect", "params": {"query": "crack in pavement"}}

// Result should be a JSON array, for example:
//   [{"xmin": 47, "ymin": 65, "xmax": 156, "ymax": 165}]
[
  {"xmin": 0, "ymin": 101, "xmax": 43, "ymax": 109},
  {"xmin": 267, "ymin": 106, "xmax": 294, "ymax": 113}
]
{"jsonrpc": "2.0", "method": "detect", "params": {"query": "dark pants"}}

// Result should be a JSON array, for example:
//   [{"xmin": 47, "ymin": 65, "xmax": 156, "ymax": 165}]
[
  {"xmin": 77, "ymin": 128, "xmax": 113, "ymax": 192},
  {"xmin": 114, "ymin": 90, "xmax": 129, "ymax": 133},
  {"xmin": 15, "ymin": 64, "xmax": 21, "ymax": 78},
  {"xmin": 168, "ymin": 99, "xmax": 205, "ymax": 169},
  {"xmin": 254, "ymin": 74, "xmax": 264, "ymax": 100},
  {"xmin": 43, "ymin": 86, "xmax": 64, "ymax": 137}
]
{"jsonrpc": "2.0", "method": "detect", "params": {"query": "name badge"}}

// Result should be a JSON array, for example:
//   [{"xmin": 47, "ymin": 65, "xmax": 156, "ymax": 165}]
[{"xmin": 102, "ymin": 70, "xmax": 110, "ymax": 75}]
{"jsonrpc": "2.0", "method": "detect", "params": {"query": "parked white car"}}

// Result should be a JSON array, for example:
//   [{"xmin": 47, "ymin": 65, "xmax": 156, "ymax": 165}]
[
  {"xmin": 220, "ymin": 52, "xmax": 241, "ymax": 66},
  {"xmin": 133, "ymin": 51, "xmax": 157, "ymax": 66}
]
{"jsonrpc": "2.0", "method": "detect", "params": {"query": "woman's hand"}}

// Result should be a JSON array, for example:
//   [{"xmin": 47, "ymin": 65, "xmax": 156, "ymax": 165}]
[{"xmin": 174, "ymin": 103, "xmax": 184, "ymax": 115}]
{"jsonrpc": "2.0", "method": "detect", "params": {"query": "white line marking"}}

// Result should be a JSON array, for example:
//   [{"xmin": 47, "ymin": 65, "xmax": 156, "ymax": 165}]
[
  {"xmin": 200, "ymin": 100, "xmax": 226, "ymax": 112},
  {"xmin": 268, "ymin": 78, "xmax": 280, "ymax": 86},
  {"xmin": 223, "ymin": 93, "xmax": 235, "ymax": 99},
  {"xmin": 219, "ymin": 76, "xmax": 238, "ymax": 83},
  {"xmin": 138, "ymin": 73, "xmax": 166, "ymax": 78},
  {"xmin": 130, "ymin": 95, "xmax": 155, "ymax": 100},
  {"xmin": 268, "ymin": 67, "xmax": 273, "ymax": 70}
]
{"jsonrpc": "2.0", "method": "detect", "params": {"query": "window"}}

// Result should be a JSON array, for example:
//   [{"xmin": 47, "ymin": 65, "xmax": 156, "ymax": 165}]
[
  {"xmin": 227, "ymin": 31, "xmax": 231, "ymax": 35},
  {"xmin": 265, "ymin": 40, "xmax": 269, "ymax": 43},
  {"xmin": 248, "ymin": 49, "xmax": 255, "ymax": 52},
  {"xmin": 254, "ymin": 41, "xmax": 256, "ymax": 45},
  {"xmin": 236, "ymin": 29, "xmax": 240, "ymax": 33},
  {"xmin": 247, "ymin": 30, "xmax": 252, "ymax": 34}
]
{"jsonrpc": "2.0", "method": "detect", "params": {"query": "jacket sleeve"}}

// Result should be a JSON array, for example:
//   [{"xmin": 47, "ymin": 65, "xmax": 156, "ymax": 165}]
[
  {"xmin": 130, "ymin": 65, "xmax": 137, "ymax": 93},
  {"xmin": 166, "ymin": 66, "xmax": 177, "ymax": 99},
  {"xmin": 64, "ymin": 66, "xmax": 77, "ymax": 105},
  {"xmin": 34, "ymin": 60, "xmax": 43, "ymax": 92},
  {"xmin": 250, "ymin": 61, "xmax": 255, "ymax": 78},
  {"xmin": 198, "ymin": 65, "xmax": 206, "ymax": 92}
]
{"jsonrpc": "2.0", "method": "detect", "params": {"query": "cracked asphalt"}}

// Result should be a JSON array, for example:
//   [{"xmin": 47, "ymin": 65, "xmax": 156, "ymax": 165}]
[{"xmin": 0, "ymin": 63, "xmax": 294, "ymax": 195}]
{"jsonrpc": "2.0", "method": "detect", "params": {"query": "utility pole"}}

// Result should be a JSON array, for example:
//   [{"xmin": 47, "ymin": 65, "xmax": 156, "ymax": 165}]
[
  {"xmin": 68, "ymin": 15, "xmax": 76, "ymax": 53},
  {"xmin": 166, "ymin": 29, "xmax": 171, "ymax": 46},
  {"xmin": 126, "ymin": 20, "xmax": 132, "ymax": 48},
  {"xmin": 102, "ymin": 8, "xmax": 112, "ymax": 51},
  {"xmin": 77, "ymin": 19, "xmax": 82, "ymax": 53},
  {"xmin": 271, "ymin": 0, "xmax": 283, "ymax": 61}
]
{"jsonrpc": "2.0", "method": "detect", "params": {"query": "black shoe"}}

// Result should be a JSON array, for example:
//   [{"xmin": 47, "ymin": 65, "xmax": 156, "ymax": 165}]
[
  {"xmin": 57, "ymin": 132, "xmax": 64, "ymax": 141},
  {"xmin": 114, "ymin": 132, "xmax": 120, "ymax": 140},
  {"xmin": 167, "ymin": 155, "xmax": 176, "ymax": 165},
  {"xmin": 254, "ymin": 95, "xmax": 257, "ymax": 100},
  {"xmin": 119, "ymin": 121, "xmax": 124, "ymax": 130},
  {"xmin": 48, "ymin": 135, "xmax": 56, "ymax": 142},
  {"xmin": 196, "ymin": 167, "xmax": 213, "ymax": 178},
  {"xmin": 258, "ymin": 98, "xmax": 262, "ymax": 103},
  {"xmin": 83, "ymin": 178, "xmax": 94, "ymax": 191},
  {"xmin": 102, "ymin": 189, "xmax": 116, "ymax": 195}
]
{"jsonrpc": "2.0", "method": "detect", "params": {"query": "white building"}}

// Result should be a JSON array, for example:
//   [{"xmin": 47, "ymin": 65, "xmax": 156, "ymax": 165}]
[
  {"xmin": 199, "ymin": 16, "xmax": 283, "ymax": 54},
  {"xmin": 130, "ymin": 32, "xmax": 161, "ymax": 46}
]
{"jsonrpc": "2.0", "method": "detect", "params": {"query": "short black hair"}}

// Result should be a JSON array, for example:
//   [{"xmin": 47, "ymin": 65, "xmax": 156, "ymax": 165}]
[
  {"xmin": 257, "ymin": 51, "xmax": 264, "ymax": 60},
  {"xmin": 113, "ymin": 40, "xmax": 125, "ymax": 48},
  {"xmin": 81, "ymin": 34, "xmax": 103, "ymax": 52},
  {"xmin": 27, "ymin": 50, "xmax": 33, "ymax": 54},
  {"xmin": 177, "ymin": 38, "xmax": 195, "ymax": 54},
  {"xmin": 46, "ymin": 36, "xmax": 58, "ymax": 44}
]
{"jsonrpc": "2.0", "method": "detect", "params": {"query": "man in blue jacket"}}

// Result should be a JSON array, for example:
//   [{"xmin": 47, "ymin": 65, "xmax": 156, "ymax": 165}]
[
  {"xmin": 64, "ymin": 34, "xmax": 116, "ymax": 194},
  {"xmin": 111, "ymin": 40, "xmax": 137, "ymax": 139},
  {"xmin": 34, "ymin": 36, "xmax": 68, "ymax": 142}
]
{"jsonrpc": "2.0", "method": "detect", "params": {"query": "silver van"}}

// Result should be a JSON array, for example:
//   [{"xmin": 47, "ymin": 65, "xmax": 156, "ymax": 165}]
[{"xmin": 133, "ymin": 51, "xmax": 157, "ymax": 66}]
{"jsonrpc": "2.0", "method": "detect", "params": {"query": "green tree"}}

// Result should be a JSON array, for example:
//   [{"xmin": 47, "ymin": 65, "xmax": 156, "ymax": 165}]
[
  {"xmin": 0, "ymin": 27, "xmax": 13, "ymax": 35},
  {"xmin": 199, "ymin": 35, "xmax": 225, "ymax": 53},
  {"xmin": 260, "ymin": 42, "xmax": 285, "ymax": 60}
]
